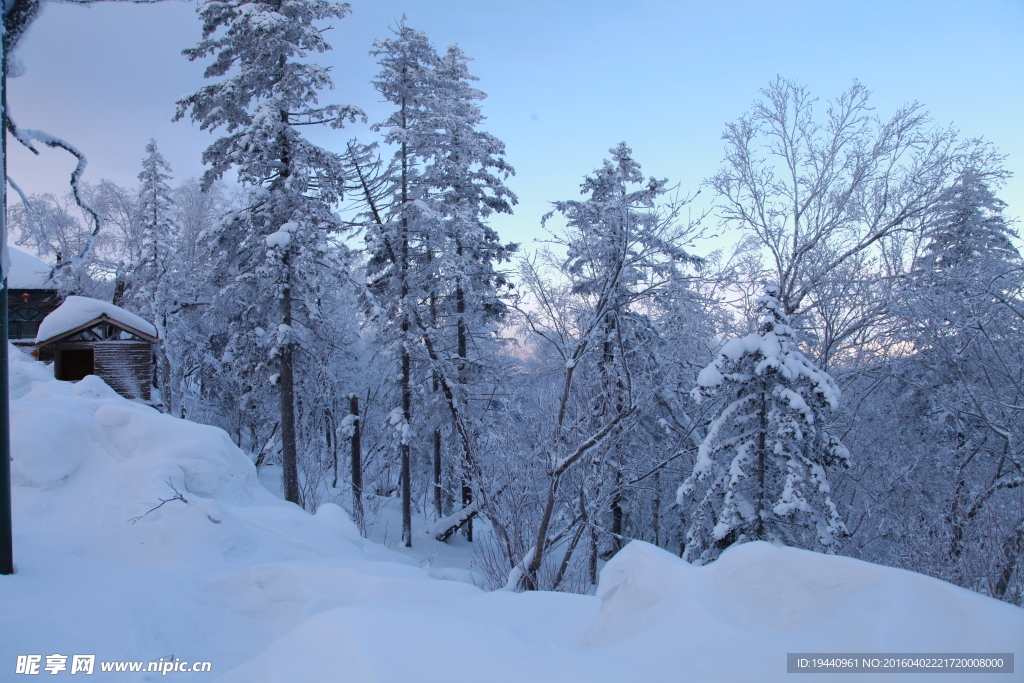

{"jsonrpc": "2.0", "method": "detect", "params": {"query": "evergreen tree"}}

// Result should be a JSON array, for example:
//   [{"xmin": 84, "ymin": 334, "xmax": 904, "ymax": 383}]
[
  {"xmin": 897, "ymin": 168, "xmax": 1024, "ymax": 600},
  {"xmin": 512, "ymin": 144, "xmax": 700, "ymax": 588},
  {"xmin": 132, "ymin": 139, "xmax": 177, "ymax": 410},
  {"xmin": 917, "ymin": 167, "xmax": 1021, "ymax": 295},
  {"xmin": 175, "ymin": 0, "xmax": 361, "ymax": 506},
  {"xmin": 548, "ymin": 143, "xmax": 696, "ymax": 562},
  {"xmin": 419, "ymin": 41, "xmax": 517, "ymax": 540},
  {"xmin": 357, "ymin": 21, "xmax": 516, "ymax": 545},
  {"xmin": 361, "ymin": 21, "xmax": 437, "ymax": 546},
  {"xmin": 679, "ymin": 284, "xmax": 850, "ymax": 564}
]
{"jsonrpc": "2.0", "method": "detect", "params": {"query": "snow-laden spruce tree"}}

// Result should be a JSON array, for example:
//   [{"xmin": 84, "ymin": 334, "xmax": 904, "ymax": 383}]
[
  {"xmin": 422, "ymin": 41, "xmax": 517, "ymax": 340},
  {"xmin": 175, "ymin": 0, "xmax": 361, "ymax": 505},
  {"xmin": 547, "ymin": 143, "xmax": 697, "ymax": 562},
  {"xmin": 131, "ymin": 139, "xmax": 177, "ymax": 409},
  {"xmin": 917, "ymin": 166, "xmax": 1021, "ymax": 295},
  {"xmin": 356, "ymin": 21, "xmax": 439, "ymax": 546},
  {"xmin": 416, "ymin": 40, "xmax": 517, "ymax": 540},
  {"xmin": 897, "ymin": 167, "xmax": 1024, "ymax": 600},
  {"xmin": 509, "ymin": 143, "xmax": 703, "ymax": 589},
  {"xmin": 678, "ymin": 284, "xmax": 850, "ymax": 564},
  {"xmin": 353, "ymin": 21, "xmax": 517, "ymax": 545}
]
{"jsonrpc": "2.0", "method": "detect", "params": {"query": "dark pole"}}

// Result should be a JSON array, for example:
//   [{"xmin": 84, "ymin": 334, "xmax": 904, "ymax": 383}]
[
  {"xmin": 0, "ymin": 5, "xmax": 14, "ymax": 575},
  {"xmin": 0, "ymin": 291, "xmax": 10, "ymax": 577}
]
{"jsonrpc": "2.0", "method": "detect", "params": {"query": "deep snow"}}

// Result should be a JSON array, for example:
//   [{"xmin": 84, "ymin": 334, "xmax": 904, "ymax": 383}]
[{"xmin": 0, "ymin": 346, "xmax": 1021, "ymax": 682}]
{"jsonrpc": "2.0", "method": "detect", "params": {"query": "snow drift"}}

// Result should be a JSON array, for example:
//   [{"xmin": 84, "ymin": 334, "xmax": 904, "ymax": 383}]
[
  {"xmin": 0, "ymin": 346, "xmax": 1020, "ymax": 682},
  {"xmin": 582, "ymin": 541, "xmax": 1023, "ymax": 680}
]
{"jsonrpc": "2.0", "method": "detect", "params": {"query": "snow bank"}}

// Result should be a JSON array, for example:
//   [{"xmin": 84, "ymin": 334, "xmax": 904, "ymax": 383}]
[
  {"xmin": 1, "ymin": 346, "xmax": 1021, "ymax": 682},
  {"xmin": 0, "ymin": 346, "xmax": 449, "ymax": 678},
  {"xmin": 7, "ymin": 246, "xmax": 55, "ymax": 290},
  {"xmin": 8, "ymin": 343, "xmax": 55, "ymax": 399},
  {"xmin": 581, "ymin": 541, "xmax": 1024, "ymax": 681},
  {"xmin": 36, "ymin": 295, "xmax": 158, "ymax": 343}
]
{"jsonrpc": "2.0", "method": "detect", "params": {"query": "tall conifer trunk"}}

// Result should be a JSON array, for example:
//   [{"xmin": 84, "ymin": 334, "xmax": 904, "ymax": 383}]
[
  {"xmin": 455, "ymin": 246, "xmax": 472, "ymax": 540},
  {"xmin": 279, "ymin": 253, "xmax": 299, "ymax": 505},
  {"xmin": 399, "ymin": 107, "xmax": 413, "ymax": 547},
  {"xmin": 349, "ymin": 394, "xmax": 363, "ymax": 530}
]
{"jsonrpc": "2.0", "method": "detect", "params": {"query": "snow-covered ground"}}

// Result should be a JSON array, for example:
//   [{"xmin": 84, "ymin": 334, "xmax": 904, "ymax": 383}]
[{"xmin": 1, "ymin": 345, "xmax": 1021, "ymax": 682}]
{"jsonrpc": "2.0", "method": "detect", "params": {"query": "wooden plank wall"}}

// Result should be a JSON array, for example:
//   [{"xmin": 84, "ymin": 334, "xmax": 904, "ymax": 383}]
[{"xmin": 93, "ymin": 342, "xmax": 152, "ymax": 401}]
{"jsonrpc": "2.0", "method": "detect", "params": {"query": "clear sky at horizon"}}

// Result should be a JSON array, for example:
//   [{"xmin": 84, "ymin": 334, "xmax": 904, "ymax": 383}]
[{"xmin": 7, "ymin": 0, "xmax": 1024, "ymax": 257}]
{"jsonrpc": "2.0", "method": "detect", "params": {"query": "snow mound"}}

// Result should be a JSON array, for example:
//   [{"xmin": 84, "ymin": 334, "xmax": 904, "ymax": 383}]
[
  {"xmin": 581, "ymin": 541, "xmax": 1024, "ymax": 681},
  {"xmin": 36, "ymin": 295, "xmax": 158, "ymax": 343},
  {"xmin": 0, "ymin": 348, "xmax": 481, "ymax": 678},
  {"xmin": 7, "ymin": 246, "xmax": 55, "ymax": 290},
  {"xmin": 7, "ymin": 343, "xmax": 54, "ymax": 399},
  {"xmin": 10, "ymin": 365, "xmax": 262, "ymax": 507}
]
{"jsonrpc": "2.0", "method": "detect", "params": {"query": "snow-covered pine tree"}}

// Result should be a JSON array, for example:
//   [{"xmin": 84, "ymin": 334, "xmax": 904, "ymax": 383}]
[
  {"xmin": 679, "ymin": 284, "xmax": 850, "ymax": 565},
  {"xmin": 175, "ymin": 0, "xmax": 361, "ymax": 506},
  {"xmin": 418, "ymin": 41, "xmax": 517, "ymax": 540},
  {"xmin": 130, "ymin": 140, "xmax": 177, "ymax": 409},
  {"xmin": 357, "ymin": 21, "xmax": 517, "ymax": 545},
  {"xmin": 552, "ymin": 143, "xmax": 696, "ymax": 561},
  {"xmin": 917, "ymin": 167, "xmax": 1021, "ymax": 295},
  {"xmin": 512, "ymin": 144, "xmax": 700, "ymax": 589},
  {"xmin": 359, "ymin": 21, "xmax": 438, "ymax": 546},
  {"xmin": 900, "ymin": 167, "xmax": 1024, "ymax": 600},
  {"xmin": 135, "ymin": 140, "xmax": 175, "ymax": 275},
  {"xmin": 549, "ymin": 143, "xmax": 695, "ymax": 421}
]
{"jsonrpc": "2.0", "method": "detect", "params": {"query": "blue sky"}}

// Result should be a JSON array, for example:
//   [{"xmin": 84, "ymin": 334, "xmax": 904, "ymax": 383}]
[{"xmin": 7, "ymin": 0, "xmax": 1024, "ymax": 254}]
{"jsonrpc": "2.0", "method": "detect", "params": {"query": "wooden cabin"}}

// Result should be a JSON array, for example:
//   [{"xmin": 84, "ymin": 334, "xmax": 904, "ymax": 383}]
[
  {"xmin": 35, "ymin": 296, "xmax": 159, "ymax": 402},
  {"xmin": 6, "ymin": 247, "xmax": 60, "ymax": 350}
]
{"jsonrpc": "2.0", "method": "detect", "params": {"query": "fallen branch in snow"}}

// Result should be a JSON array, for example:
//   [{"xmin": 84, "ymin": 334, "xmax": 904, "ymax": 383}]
[
  {"xmin": 129, "ymin": 479, "xmax": 189, "ymax": 524},
  {"xmin": 426, "ymin": 504, "xmax": 481, "ymax": 543},
  {"xmin": 425, "ymin": 485, "xmax": 506, "ymax": 542},
  {"xmin": 501, "ymin": 545, "xmax": 535, "ymax": 591}
]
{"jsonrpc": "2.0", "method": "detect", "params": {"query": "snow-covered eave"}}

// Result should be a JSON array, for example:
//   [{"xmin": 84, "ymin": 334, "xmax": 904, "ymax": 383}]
[
  {"xmin": 7, "ymin": 246, "xmax": 57, "ymax": 290},
  {"xmin": 35, "ymin": 314, "xmax": 160, "ymax": 347}
]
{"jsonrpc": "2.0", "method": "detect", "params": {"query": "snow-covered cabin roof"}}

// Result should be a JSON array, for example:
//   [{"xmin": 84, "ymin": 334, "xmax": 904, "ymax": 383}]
[
  {"xmin": 35, "ymin": 296, "xmax": 158, "ymax": 345},
  {"xmin": 7, "ymin": 246, "xmax": 56, "ymax": 290}
]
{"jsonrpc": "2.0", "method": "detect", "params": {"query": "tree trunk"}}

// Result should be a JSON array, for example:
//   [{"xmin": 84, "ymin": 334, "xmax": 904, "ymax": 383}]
[
  {"xmin": 610, "ymin": 485, "xmax": 624, "ymax": 554},
  {"xmin": 401, "ymin": 334, "xmax": 412, "ymax": 547},
  {"xmin": 992, "ymin": 517, "xmax": 1024, "ymax": 601},
  {"xmin": 349, "ymin": 394, "xmax": 363, "ymax": 531},
  {"xmin": 399, "ymin": 99, "xmax": 413, "ymax": 549},
  {"xmin": 651, "ymin": 470, "xmax": 661, "ymax": 547},
  {"xmin": 456, "ymin": 265, "xmax": 472, "ymax": 541},
  {"xmin": 753, "ymin": 389, "xmax": 767, "ymax": 540},
  {"xmin": 587, "ymin": 525, "xmax": 598, "ymax": 586},
  {"xmin": 433, "ymin": 426, "xmax": 443, "ymax": 519},
  {"xmin": 279, "ymin": 255, "xmax": 299, "ymax": 506},
  {"xmin": 523, "ymin": 477, "xmax": 559, "ymax": 589}
]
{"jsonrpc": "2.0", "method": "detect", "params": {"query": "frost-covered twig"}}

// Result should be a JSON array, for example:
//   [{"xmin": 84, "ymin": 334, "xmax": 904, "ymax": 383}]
[
  {"xmin": 4, "ymin": 175, "xmax": 58, "ymax": 279},
  {"xmin": 129, "ymin": 479, "xmax": 190, "ymax": 524}
]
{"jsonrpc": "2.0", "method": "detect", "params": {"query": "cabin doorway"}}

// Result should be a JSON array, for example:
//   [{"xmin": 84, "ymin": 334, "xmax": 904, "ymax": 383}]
[{"xmin": 58, "ymin": 349, "xmax": 94, "ymax": 381}]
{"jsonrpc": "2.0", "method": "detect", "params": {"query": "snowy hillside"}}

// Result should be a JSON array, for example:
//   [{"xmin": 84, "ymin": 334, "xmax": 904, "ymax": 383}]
[{"xmin": 1, "ymin": 346, "xmax": 1020, "ymax": 682}]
